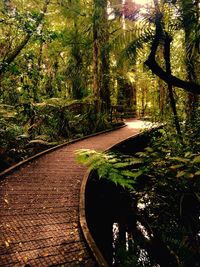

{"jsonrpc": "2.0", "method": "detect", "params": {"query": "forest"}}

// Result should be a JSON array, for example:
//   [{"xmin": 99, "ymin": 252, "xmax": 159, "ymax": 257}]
[{"xmin": 0, "ymin": 0, "xmax": 200, "ymax": 266}]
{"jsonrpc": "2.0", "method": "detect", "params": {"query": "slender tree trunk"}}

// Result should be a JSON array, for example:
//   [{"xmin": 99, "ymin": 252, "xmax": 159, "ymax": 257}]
[
  {"xmin": 93, "ymin": 31, "xmax": 100, "ymax": 104},
  {"xmin": 93, "ymin": 1, "xmax": 100, "ymax": 111},
  {"xmin": 99, "ymin": 0, "xmax": 110, "ymax": 113},
  {"xmin": 32, "ymin": 28, "xmax": 44, "ymax": 102},
  {"xmin": 71, "ymin": 21, "xmax": 83, "ymax": 99},
  {"xmin": 158, "ymin": 79, "xmax": 166, "ymax": 116},
  {"xmin": 157, "ymin": 48, "xmax": 167, "ymax": 117},
  {"xmin": 132, "ymin": 84, "xmax": 137, "ymax": 116},
  {"xmin": 141, "ymin": 87, "xmax": 145, "ymax": 117},
  {"xmin": 164, "ymin": 33, "xmax": 182, "ymax": 137},
  {"xmin": 93, "ymin": 0, "xmax": 110, "ymax": 113}
]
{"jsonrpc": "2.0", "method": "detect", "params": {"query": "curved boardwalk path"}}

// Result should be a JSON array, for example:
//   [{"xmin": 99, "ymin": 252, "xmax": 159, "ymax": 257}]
[{"xmin": 0, "ymin": 119, "xmax": 146, "ymax": 267}]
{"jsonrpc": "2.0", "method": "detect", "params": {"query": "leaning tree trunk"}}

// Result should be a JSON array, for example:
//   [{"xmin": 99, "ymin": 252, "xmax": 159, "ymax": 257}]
[
  {"xmin": 146, "ymin": 0, "xmax": 182, "ymax": 136},
  {"xmin": 164, "ymin": 33, "xmax": 182, "ymax": 138}
]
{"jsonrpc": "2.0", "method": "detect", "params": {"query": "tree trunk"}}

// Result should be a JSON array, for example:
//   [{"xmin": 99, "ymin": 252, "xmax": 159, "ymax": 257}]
[
  {"xmin": 93, "ymin": 0, "xmax": 111, "ymax": 113},
  {"xmin": 164, "ymin": 33, "xmax": 182, "ymax": 137},
  {"xmin": 158, "ymin": 79, "xmax": 166, "ymax": 116},
  {"xmin": 93, "ymin": 29, "xmax": 100, "ymax": 106}
]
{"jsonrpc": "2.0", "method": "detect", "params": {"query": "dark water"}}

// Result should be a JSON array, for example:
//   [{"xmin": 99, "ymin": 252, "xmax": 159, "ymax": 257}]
[{"xmin": 85, "ymin": 131, "xmax": 155, "ymax": 266}]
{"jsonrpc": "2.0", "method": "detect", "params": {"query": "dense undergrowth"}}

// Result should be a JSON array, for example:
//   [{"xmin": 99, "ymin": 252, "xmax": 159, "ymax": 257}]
[
  {"xmin": 77, "ymin": 118, "xmax": 200, "ymax": 267},
  {"xmin": 0, "ymin": 99, "xmax": 119, "ymax": 172}
]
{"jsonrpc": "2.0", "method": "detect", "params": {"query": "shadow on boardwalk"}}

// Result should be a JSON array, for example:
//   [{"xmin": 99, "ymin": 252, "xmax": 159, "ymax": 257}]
[{"xmin": 0, "ymin": 119, "xmax": 148, "ymax": 267}]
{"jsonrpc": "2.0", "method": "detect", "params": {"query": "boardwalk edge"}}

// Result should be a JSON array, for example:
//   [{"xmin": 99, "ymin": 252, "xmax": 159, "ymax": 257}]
[
  {"xmin": 79, "ymin": 169, "xmax": 110, "ymax": 267},
  {"xmin": 0, "ymin": 124, "xmax": 126, "ymax": 179}
]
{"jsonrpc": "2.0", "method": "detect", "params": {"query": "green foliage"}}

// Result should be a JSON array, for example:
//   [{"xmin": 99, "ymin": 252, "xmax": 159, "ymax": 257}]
[
  {"xmin": 77, "ymin": 124, "xmax": 200, "ymax": 266},
  {"xmin": 76, "ymin": 149, "xmax": 142, "ymax": 189},
  {"xmin": 134, "ymin": 127, "xmax": 200, "ymax": 266},
  {"xmin": 0, "ymin": 99, "xmax": 113, "ymax": 171},
  {"xmin": 0, "ymin": 104, "xmax": 29, "ymax": 171},
  {"xmin": 118, "ymin": 24, "xmax": 154, "ymax": 66},
  {"xmin": 114, "ymin": 241, "xmax": 152, "ymax": 267}
]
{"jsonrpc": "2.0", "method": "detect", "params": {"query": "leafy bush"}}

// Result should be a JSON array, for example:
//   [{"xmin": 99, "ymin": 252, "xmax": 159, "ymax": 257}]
[{"xmin": 76, "ymin": 149, "xmax": 143, "ymax": 189}]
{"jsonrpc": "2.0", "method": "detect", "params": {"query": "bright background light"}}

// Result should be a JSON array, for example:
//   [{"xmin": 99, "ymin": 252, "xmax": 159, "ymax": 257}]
[{"xmin": 133, "ymin": 0, "xmax": 153, "ymax": 5}]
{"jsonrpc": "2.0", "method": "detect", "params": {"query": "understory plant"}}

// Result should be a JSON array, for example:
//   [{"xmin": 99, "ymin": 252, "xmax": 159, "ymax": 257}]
[{"xmin": 0, "ymin": 100, "xmax": 113, "ymax": 172}]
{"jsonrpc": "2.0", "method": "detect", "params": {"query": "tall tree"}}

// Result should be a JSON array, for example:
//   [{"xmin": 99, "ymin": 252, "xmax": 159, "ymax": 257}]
[{"xmin": 93, "ymin": 0, "xmax": 111, "ymax": 113}]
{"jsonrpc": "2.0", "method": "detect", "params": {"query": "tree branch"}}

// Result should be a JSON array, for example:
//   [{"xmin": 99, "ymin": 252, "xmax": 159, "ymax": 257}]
[
  {"xmin": 144, "ymin": 9, "xmax": 200, "ymax": 95},
  {"xmin": 145, "ymin": 57, "xmax": 200, "ymax": 95},
  {"xmin": 0, "ymin": 0, "xmax": 50, "ymax": 76}
]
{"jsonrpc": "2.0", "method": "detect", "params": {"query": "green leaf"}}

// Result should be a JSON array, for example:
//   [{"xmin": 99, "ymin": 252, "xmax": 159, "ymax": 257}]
[
  {"xmin": 176, "ymin": 170, "xmax": 185, "ymax": 178},
  {"xmin": 170, "ymin": 164, "xmax": 183, "ymax": 170},
  {"xmin": 184, "ymin": 152, "xmax": 191, "ymax": 158},
  {"xmin": 169, "ymin": 157, "xmax": 189, "ymax": 163},
  {"xmin": 145, "ymin": 147, "xmax": 154, "ymax": 152},
  {"xmin": 192, "ymin": 155, "xmax": 200, "ymax": 163},
  {"xmin": 109, "ymin": 173, "xmax": 135, "ymax": 189},
  {"xmin": 136, "ymin": 151, "xmax": 146, "ymax": 157},
  {"xmin": 113, "ymin": 159, "xmax": 142, "ymax": 168},
  {"xmin": 98, "ymin": 165, "xmax": 110, "ymax": 178},
  {"xmin": 121, "ymin": 170, "xmax": 143, "ymax": 178},
  {"xmin": 187, "ymin": 173, "xmax": 194, "ymax": 178}
]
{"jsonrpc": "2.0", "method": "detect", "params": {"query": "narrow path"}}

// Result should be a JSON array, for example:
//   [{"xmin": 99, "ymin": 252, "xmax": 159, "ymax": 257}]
[{"xmin": 0, "ymin": 119, "xmax": 146, "ymax": 267}]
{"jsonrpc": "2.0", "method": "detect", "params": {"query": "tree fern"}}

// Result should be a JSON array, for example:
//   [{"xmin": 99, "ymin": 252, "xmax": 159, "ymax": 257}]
[{"xmin": 76, "ymin": 149, "xmax": 143, "ymax": 189}]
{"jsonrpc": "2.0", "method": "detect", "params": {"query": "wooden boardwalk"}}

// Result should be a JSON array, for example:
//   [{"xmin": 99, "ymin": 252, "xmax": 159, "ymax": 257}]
[{"xmin": 0, "ymin": 119, "xmax": 145, "ymax": 267}]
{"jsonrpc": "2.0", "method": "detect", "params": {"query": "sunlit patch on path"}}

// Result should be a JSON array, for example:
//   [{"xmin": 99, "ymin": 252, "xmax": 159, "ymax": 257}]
[{"xmin": 126, "ymin": 119, "xmax": 154, "ymax": 129}]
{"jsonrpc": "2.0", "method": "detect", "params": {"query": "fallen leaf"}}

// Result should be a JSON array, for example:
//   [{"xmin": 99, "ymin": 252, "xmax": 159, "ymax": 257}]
[
  {"xmin": 4, "ymin": 199, "xmax": 9, "ymax": 204},
  {"xmin": 5, "ymin": 241, "xmax": 10, "ymax": 247}
]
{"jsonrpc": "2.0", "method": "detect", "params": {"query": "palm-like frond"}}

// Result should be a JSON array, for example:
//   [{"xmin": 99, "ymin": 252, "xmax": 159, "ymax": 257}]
[
  {"xmin": 112, "ymin": 23, "xmax": 154, "ymax": 68},
  {"xmin": 76, "ymin": 149, "xmax": 142, "ymax": 189},
  {"xmin": 122, "ymin": 27, "xmax": 154, "ymax": 60},
  {"xmin": 108, "ymin": 3, "xmax": 156, "ymax": 66}
]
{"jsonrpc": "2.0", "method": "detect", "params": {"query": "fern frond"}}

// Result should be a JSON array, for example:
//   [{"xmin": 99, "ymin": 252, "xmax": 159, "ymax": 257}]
[
  {"xmin": 76, "ymin": 149, "xmax": 143, "ymax": 189},
  {"xmin": 116, "ymin": 25, "xmax": 154, "ymax": 66}
]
